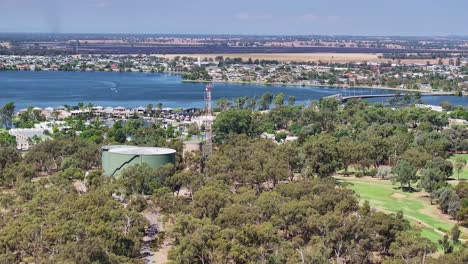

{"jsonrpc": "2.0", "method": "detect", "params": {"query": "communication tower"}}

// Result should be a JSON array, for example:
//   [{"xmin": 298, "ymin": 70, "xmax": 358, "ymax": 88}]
[{"xmin": 203, "ymin": 84, "xmax": 213, "ymax": 159}]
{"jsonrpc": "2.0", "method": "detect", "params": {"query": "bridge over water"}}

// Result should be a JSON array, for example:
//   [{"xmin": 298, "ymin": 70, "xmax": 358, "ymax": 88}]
[{"xmin": 324, "ymin": 92, "xmax": 454, "ymax": 102}]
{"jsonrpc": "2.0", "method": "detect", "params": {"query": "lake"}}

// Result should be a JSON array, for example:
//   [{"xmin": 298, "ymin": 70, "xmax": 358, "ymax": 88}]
[{"xmin": 0, "ymin": 71, "xmax": 466, "ymax": 110}]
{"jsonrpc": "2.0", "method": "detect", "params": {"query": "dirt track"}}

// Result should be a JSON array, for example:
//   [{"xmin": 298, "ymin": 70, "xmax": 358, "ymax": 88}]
[{"xmin": 141, "ymin": 209, "xmax": 170, "ymax": 264}]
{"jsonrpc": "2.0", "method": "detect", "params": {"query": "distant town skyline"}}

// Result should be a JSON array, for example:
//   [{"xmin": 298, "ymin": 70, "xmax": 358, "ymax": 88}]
[{"xmin": 0, "ymin": 0, "xmax": 467, "ymax": 36}]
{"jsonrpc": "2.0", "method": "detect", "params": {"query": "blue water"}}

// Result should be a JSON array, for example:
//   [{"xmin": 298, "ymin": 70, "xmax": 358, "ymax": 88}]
[{"xmin": 0, "ymin": 71, "xmax": 466, "ymax": 110}]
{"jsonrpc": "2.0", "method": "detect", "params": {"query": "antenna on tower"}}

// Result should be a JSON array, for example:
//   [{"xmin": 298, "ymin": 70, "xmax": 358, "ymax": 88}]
[{"xmin": 202, "ymin": 83, "xmax": 213, "ymax": 161}]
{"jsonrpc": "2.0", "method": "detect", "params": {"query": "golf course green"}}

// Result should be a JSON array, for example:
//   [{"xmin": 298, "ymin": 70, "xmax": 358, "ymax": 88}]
[{"xmin": 335, "ymin": 176, "xmax": 466, "ymax": 243}]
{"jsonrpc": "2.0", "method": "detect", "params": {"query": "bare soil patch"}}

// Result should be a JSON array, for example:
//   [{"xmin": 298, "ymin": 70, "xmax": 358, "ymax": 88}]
[
  {"xmin": 390, "ymin": 193, "xmax": 406, "ymax": 199},
  {"xmin": 154, "ymin": 240, "xmax": 171, "ymax": 264},
  {"xmin": 157, "ymin": 53, "xmax": 382, "ymax": 63},
  {"xmin": 0, "ymin": 42, "xmax": 10, "ymax": 48},
  {"xmin": 157, "ymin": 53, "xmax": 448, "ymax": 64}
]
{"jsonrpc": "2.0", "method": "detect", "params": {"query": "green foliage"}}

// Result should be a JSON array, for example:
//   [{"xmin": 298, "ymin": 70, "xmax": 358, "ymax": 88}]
[
  {"xmin": 302, "ymin": 134, "xmax": 341, "ymax": 178},
  {"xmin": 192, "ymin": 182, "xmax": 231, "ymax": 219},
  {"xmin": 13, "ymin": 106, "xmax": 45, "ymax": 128},
  {"xmin": 213, "ymin": 109, "xmax": 253, "ymax": 141},
  {"xmin": 0, "ymin": 182, "xmax": 146, "ymax": 263},
  {"xmin": 273, "ymin": 92, "xmax": 285, "ymax": 108},
  {"xmin": 86, "ymin": 170, "xmax": 106, "ymax": 190},
  {"xmin": 123, "ymin": 119, "xmax": 144, "ymax": 136},
  {"xmin": 114, "ymin": 129, "xmax": 126, "ymax": 143},
  {"xmin": 0, "ymin": 131, "xmax": 16, "ymax": 147},
  {"xmin": 128, "ymin": 195, "xmax": 148, "ymax": 212},
  {"xmin": 432, "ymin": 187, "xmax": 460, "ymax": 218},
  {"xmin": 388, "ymin": 230, "xmax": 437, "ymax": 263},
  {"xmin": 131, "ymin": 125, "xmax": 166, "ymax": 146},
  {"xmin": 119, "ymin": 163, "xmax": 174, "ymax": 195},
  {"xmin": 79, "ymin": 127, "xmax": 104, "ymax": 144},
  {"xmin": 0, "ymin": 102, "xmax": 15, "ymax": 129},
  {"xmin": 233, "ymin": 96, "xmax": 249, "ymax": 109},
  {"xmin": 206, "ymin": 135, "xmax": 289, "ymax": 189},
  {"xmin": 274, "ymin": 131, "xmax": 288, "ymax": 142},
  {"xmin": 258, "ymin": 93, "xmax": 273, "ymax": 110},
  {"xmin": 454, "ymin": 182, "xmax": 468, "ymax": 227},
  {"xmin": 0, "ymin": 98, "xmax": 463, "ymax": 263},
  {"xmin": 420, "ymin": 157, "xmax": 453, "ymax": 195},
  {"xmin": 0, "ymin": 162, "xmax": 35, "ymax": 187},
  {"xmin": 454, "ymin": 157, "xmax": 467, "ymax": 180},
  {"xmin": 0, "ymin": 145, "xmax": 19, "ymax": 171},
  {"xmin": 215, "ymin": 97, "xmax": 231, "ymax": 111},
  {"xmin": 440, "ymin": 101, "xmax": 452, "ymax": 111},
  {"xmin": 429, "ymin": 247, "xmax": 468, "ymax": 264},
  {"xmin": 24, "ymin": 137, "xmax": 100, "ymax": 173},
  {"xmin": 168, "ymin": 176, "xmax": 412, "ymax": 263},
  {"xmin": 438, "ymin": 234, "xmax": 453, "ymax": 254},
  {"xmin": 392, "ymin": 160, "xmax": 418, "ymax": 190},
  {"xmin": 182, "ymin": 66, "xmax": 212, "ymax": 81},
  {"xmin": 450, "ymin": 224, "xmax": 460, "ymax": 244},
  {"xmin": 57, "ymin": 167, "xmax": 85, "ymax": 181},
  {"xmin": 402, "ymin": 147, "xmax": 432, "ymax": 169}
]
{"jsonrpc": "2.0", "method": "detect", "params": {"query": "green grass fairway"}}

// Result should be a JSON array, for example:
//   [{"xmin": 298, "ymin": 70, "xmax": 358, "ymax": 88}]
[
  {"xmin": 449, "ymin": 154, "xmax": 468, "ymax": 180},
  {"xmin": 336, "ymin": 177, "xmax": 461, "ymax": 243}
]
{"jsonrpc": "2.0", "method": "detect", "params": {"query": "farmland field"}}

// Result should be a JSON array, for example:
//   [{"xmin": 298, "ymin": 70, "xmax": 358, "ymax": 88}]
[{"xmin": 158, "ymin": 52, "xmax": 448, "ymax": 64}]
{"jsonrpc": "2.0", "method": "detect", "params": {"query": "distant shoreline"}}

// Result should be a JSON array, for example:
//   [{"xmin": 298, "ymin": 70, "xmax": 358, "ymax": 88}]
[
  {"xmin": 2, "ymin": 69, "xmax": 426, "ymax": 92},
  {"xmin": 182, "ymin": 79, "xmax": 434, "ymax": 93},
  {"xmin": 1, "ymin": 70, "xmax": 463, "ymax": 111},
  {"xmin": 1, "ymin": 69, "xmax": 456, "ymax": 95}
]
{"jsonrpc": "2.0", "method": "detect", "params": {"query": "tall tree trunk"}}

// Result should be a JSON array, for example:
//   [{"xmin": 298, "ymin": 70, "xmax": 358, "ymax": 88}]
[{"xmin": 296, "ymin": 248, "xmax": 305, "ymax": 263}]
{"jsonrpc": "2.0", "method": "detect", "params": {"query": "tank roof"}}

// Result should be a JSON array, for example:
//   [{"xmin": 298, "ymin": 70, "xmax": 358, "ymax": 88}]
[
  {"xmin": 109, "ymin": 147, "xmax": 176, "ymax": 155},
  {"xmin": 101, "ymin": 145, "xmax": 138, "ymax": 151}
]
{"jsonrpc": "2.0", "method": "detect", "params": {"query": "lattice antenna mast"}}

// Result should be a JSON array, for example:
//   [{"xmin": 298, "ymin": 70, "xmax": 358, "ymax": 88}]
[{"xmin": 203, "ymin": 84, "xmax": 213, "ymax": 159}]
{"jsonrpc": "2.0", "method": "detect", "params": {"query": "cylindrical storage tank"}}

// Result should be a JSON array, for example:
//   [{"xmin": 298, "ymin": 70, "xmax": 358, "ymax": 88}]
[
  {"xmin": 101, "ymin": 145, "xmax": 138, "ymax": 175},
  {"xmin": 105, "ymin": 147, "xmax": 176, "ymax": 176}
]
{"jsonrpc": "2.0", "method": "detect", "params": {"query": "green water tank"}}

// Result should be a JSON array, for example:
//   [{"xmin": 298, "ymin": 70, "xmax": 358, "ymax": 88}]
[
  {"xmin": 101, "ymin": 145, "xmax": 137, "ymax": 174},
  {"xmin": 102, "ymin": 146, "xmax": 176, "ymax": 176}
]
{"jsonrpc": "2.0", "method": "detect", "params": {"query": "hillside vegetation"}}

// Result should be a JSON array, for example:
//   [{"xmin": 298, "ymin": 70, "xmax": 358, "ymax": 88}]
[{"xmin": 1, "ymin": 97, "xmax": 468, "ymax": 263}]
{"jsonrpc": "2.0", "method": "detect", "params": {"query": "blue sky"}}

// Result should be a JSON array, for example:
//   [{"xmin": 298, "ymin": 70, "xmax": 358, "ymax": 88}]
[{"xmin": 0, "ymin": 0, "xmax": 466, "ymax": 36}]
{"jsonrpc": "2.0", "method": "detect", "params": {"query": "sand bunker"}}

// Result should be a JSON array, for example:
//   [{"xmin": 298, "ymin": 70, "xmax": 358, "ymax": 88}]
[{"xmin": 390, "ymin": 193, "xmax": 406, "ymax": 199}]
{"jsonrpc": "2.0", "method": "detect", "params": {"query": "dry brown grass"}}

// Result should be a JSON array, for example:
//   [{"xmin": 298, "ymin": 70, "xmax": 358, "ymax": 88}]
[
  {"xmin": 0, "ymin": 42, "xmax": 11, "ymax": 48},
  {"xmin": 157, "ymin": 53, "xmax": 382, "ymax": 63},
  {"xmin": 157, "ymin": 53, "xmax": 452, "ymax": 64}
]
